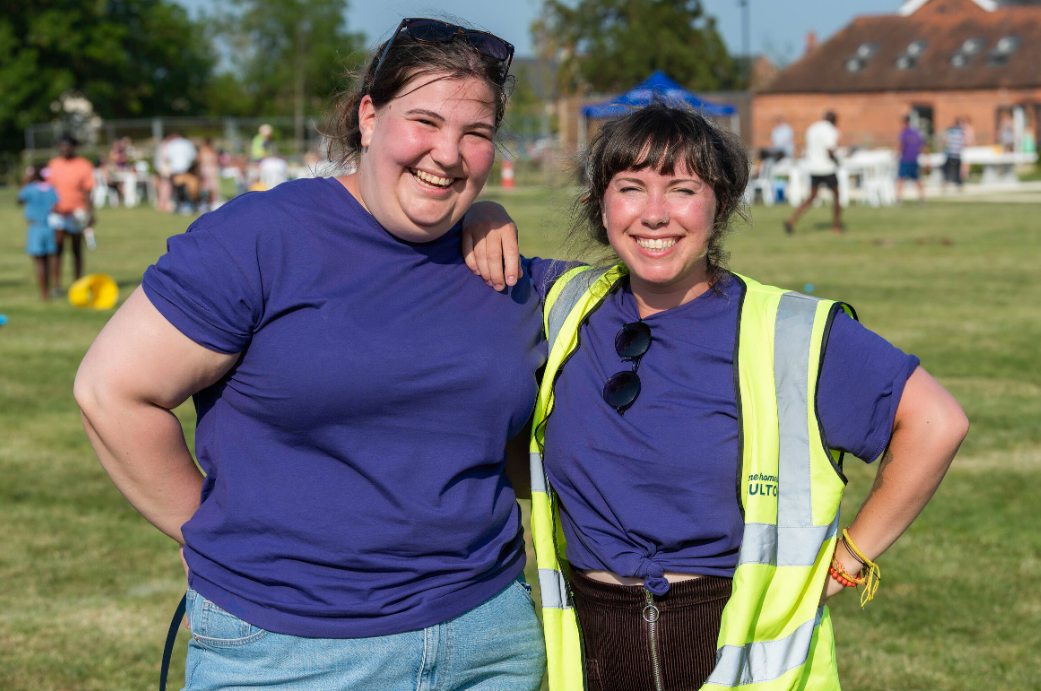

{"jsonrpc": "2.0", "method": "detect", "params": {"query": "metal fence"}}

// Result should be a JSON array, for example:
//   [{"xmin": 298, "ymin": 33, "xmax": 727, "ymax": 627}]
[
  {"xmin": 24, "ymin": 111, "xmax": 556, "ymax": 164},
  {"xmin": 24, "ymin": 116, "xmax": 325, "ymax": 159}
]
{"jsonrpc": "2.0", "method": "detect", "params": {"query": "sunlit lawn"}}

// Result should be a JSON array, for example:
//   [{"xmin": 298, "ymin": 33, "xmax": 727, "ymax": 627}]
[{"xmin": 1, "ymin": 183, "xmax": 1038, "ymax": 690}]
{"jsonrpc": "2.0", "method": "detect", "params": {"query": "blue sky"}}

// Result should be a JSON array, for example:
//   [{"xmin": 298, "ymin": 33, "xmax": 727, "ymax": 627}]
[{"xmin": 176, "ymin": 0, "xmax": 902, "ymax": 61}]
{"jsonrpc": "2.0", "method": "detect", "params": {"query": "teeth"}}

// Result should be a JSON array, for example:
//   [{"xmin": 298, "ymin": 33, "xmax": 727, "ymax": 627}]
[
  {"xmin": 412, "ymin": 169, "xmax": 453, "ymax": 188},
  {"xmin": 635, "ymin": 238, "xmax": 677, "ymax": 250}
]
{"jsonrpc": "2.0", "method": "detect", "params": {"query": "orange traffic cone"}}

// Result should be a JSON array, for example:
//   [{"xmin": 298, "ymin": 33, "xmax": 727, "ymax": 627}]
[{"xmin": 501, "ymin": 159, "xmax": 516, "ymax": 189}]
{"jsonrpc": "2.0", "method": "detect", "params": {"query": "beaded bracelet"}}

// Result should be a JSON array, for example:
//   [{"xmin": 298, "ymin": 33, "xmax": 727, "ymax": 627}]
[{"xmin": 828, "ymin": 560, "xmax": 864, "ymax": 588}]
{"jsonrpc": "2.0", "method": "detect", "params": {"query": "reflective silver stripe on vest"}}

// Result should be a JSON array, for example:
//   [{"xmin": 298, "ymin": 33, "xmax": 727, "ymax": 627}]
[
  {"xmin": 774, "ymin": 292, "xmax": 819, "ymax": 529},
  {"xmin": 530, "ymin": 452, "xmax": 547, "ymax": 494},
  {"xmin": 712, "ymin": 292, "xmax": 835, "ymax": 686},
  {"xmin": 546, "ymin": 267, "xmax": 611, "ymax": 350},
  {"xmin": 736, "ymin": 516, "xmax": 838, "ymax": 567},
  {"xmin": 538, "ymin": 568, "xmax": 571, "ymax": 609},
  {"xmin": 705, "ymin": 607, "xmax": 825, "ymax": 686}
]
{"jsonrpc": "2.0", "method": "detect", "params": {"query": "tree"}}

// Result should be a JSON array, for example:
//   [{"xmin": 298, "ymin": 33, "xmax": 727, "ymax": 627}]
[
  {"xmin": 212, "ymin": 0, "xmax": 366, "ymax": 134},
  {"xmin": 0, "ymin": 0, "xmax": 216, "ymax": 156},
  {"xmin": 532, "ymin": 0, "xmax": 739, "ymax": 95}
]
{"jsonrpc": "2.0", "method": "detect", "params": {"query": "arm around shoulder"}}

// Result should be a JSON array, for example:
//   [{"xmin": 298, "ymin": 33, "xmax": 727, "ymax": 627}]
[{"xmin": 74, "ymin": 286, "xmax": 241, "ymax": 543}]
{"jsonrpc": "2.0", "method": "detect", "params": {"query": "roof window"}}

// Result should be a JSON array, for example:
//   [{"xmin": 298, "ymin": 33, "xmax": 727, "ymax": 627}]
[
  {"xmin": 950, "ymin": 37, "xmax": 985, "ymax": 68},
  {"xmin": 896, "ymin": 39, "xmax": 928, "ymax": 69},
  {"xmin": 845, "ymin": 42, "xmax": 879, "ymax": 72},
  {"xmin": 960, "ymin": 38, "xmax": 984, "ymax": 54},
  {"xmin": 986, "ymin": 36, "xmax": 1019, "ymax": 66}
]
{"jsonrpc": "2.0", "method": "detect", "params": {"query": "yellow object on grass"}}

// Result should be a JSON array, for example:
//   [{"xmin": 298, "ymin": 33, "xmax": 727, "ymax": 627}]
[{"xmin": 68, "ymin": 274, "xmax": 119, "ymax": 310}]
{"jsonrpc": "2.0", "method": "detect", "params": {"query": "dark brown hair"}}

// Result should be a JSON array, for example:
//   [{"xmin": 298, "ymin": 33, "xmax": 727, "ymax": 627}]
[
  {"xmin": 325, "ymin": 22, "xmax": 515, "ymax": 166},
  {"xmin": 569, "ymin": 100, "xmax": 750, "ymax": 285}
]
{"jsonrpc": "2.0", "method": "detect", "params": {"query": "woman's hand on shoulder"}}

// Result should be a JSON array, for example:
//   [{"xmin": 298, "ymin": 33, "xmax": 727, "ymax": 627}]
[{"xmin": 462, "ymin": 201, "xmax": 520, "ymax": 291}]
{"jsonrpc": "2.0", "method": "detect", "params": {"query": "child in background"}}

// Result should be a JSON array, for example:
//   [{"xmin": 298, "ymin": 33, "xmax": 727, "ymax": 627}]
[{"xmin": 17, "ymin": 166, "xmax": 60, "ymax": 300}]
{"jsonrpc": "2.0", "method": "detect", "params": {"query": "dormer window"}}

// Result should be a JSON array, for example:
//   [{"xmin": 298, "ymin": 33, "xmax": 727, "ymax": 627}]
[
  {"xmin": 960, "ymin": 38, "xmax": 984, "ymax": 54},
  {"xmin": 845, "ymin": 42, "xmax": 879, "ymax": 72},
  {"xmin": 951, "ymin": 37, "xmax": 985, "ymax": 68},
  {"xmin": 986, "ymin": 35, "xmax": 1019, "ymax": 66},
  {"xmin": 896, "ymin": 39, "xmax": 927, "ymax": 69}
]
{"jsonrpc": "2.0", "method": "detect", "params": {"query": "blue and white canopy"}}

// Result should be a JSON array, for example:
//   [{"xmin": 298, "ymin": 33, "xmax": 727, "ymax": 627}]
[{"xmin": 581, "ymin": 70, "xmax": 737, "ymax": 119}]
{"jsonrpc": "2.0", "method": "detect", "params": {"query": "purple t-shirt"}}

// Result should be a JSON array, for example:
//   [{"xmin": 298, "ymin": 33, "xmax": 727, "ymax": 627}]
[
  {"xmin": 529, "ymin": 267, "xmax": 918, "ymax": 594},
  {"xmin": 900, "ymin": 127, "xmax": 924, "ymax": 163},
  {"xmin": 142, "ymin": 178, "xmax": 546, "ymax": 638}
]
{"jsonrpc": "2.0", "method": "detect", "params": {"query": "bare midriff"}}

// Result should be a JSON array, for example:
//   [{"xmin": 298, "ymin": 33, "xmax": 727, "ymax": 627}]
[{"xmin": 581, "ymin": 569, "xmax": 705, "ymax": 586}]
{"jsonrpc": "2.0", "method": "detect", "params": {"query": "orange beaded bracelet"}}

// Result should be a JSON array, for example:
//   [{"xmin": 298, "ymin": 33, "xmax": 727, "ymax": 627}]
[{"xmin": 828, "ymin": 561, "xmax": 863, "ymax": 588}]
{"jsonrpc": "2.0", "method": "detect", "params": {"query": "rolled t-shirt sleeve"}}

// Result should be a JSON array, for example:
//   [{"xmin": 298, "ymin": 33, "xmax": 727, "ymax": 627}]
[
  {"xmin": 142, "ymin": 217, "xmax": 263, "ymax": 354},
  {"xmin": 816, "ymin": 312, "xmax": 920, "ymax": 463}
]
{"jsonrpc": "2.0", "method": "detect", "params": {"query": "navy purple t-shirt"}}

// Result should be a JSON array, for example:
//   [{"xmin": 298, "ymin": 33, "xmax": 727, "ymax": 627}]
[
  {"xmin": 900, "ymin": 127, "xmax": 925, "ymax": 163},
  {"xmin": 528, "ymin": 266, "xmax": 919, "ymax": 594},
  {"xmin": 142, "ymin": 177, "xmax": 546, "ymax": 638}
]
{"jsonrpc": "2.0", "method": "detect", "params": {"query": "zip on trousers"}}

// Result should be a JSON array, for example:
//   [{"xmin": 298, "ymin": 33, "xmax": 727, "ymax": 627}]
[{"xmin": 643, "ymin": 590, "xmax": 665, "ymax": 691}]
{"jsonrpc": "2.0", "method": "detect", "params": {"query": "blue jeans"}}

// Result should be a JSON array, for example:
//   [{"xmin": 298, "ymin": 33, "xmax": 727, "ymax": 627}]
[{"xmin": 182, "ymin": 578, "xmax": 546, "ymax": 691}]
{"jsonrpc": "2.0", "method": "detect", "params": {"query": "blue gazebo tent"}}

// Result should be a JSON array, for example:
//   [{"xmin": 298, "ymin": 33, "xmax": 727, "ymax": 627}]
[
  {"xmin": 581, "ymin": 71, "xmax": 737, "ymax": 119},
  {"xmin": 578, "ymin": 71, "xmax": 739, "ymax": 148}
]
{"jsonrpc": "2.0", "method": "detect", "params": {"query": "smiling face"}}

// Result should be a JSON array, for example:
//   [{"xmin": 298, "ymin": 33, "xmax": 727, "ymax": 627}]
[
  {"xmin": 603, "ymin": 162, "xmax": 718, "ymax": 309},
  {"xmin": 353, "ymin": 74, "xmax": 497, "ymax": 243}
]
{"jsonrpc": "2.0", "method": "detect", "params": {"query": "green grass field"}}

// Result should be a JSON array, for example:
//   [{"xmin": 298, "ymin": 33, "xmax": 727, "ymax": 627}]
[{"xmin": 1, "ymin": 185, "xmax": 1039, "ymax": 690}]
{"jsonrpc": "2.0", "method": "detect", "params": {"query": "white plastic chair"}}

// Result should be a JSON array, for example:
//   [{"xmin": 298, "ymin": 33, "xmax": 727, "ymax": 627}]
[
  {"xmin": 744, "ymin": 157, "xmax": 777, "ymax": 206},
  {"xmin": 91, "ymin": 170, "xmax": 109, "ymax": 208}
]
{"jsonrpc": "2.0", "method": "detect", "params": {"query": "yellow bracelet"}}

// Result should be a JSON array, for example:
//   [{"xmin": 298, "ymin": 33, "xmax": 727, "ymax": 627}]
[{"xmin": 842, "ymin": 529, "xmax": 881, "ymax": 608}]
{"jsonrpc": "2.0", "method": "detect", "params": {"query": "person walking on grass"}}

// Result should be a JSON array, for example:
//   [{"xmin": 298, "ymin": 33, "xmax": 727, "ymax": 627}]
[
  {"xmin": 897, "ymin": 115, "xmax": 926, "ymax": 204},
  {"xmin": 47, "ymin": 135, "xmax": 95, "ymax": 292},
  {"xmin": 785, "ymin": 111, "xmax": 842, "ymax": 235},
  {"xmin": 17, "ymin": 166, "xmax": 59, "ymax": 300}
]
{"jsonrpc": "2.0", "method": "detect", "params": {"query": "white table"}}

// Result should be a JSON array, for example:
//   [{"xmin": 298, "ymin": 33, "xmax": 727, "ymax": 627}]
[{"xmin": 920, "ymin": 148, "xmax": 1039, "ymax": 186}]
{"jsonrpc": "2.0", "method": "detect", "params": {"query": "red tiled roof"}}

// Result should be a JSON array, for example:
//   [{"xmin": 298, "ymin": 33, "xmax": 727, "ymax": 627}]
[{"xmin": 760, "ymin": 0, "xmax": 1041, "ymax": 93}]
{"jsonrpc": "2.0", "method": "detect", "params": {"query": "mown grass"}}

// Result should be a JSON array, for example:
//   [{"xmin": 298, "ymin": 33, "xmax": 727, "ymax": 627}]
[{"xmin": 1, "ymin": 184, "xmax": 1039, "ymax": 690}]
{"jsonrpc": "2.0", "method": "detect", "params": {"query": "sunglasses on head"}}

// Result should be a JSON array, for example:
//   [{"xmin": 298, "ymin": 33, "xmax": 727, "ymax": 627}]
[
  {"xmin": 373, "ymin": 18, "xmax": 515, "ymax": 86},
  {"xmin": 603, "ymin": 321, "xmax": 652, "ymax": 415}
]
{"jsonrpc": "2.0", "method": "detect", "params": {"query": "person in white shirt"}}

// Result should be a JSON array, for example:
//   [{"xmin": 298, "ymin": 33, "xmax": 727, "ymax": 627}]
[
  {"xmin": 770, "ymin": 116, "xmax": 794, "ymax": 159},
  {"xmin": 785, "ymin": 111, "xmax": 843, "ymax": 235},
  {"xmin": 162, "ymin": 134, "xmax": 197, "ymax": 176},
  {"xmin": 163, "ymin": 133, "xmax": 199, "ymax": 213}
]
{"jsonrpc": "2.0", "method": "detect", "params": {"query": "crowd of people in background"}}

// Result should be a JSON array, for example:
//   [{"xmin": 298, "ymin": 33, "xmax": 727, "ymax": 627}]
[
  {"xmin": 11, "ymin": 125, "xmax": 303, "ymax": 301},
  {"xmin": 756, "ymin": 108, "xmax": 1040, "ymax": 235},
  {"xmin": 11, "ymin": 114, "xmax": 1039, "ymax": 301}
]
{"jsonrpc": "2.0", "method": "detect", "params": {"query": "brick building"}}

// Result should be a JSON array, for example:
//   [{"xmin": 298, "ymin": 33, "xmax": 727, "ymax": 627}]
[{"xmin": 752, "ymin": 0, "xmax": 1041, "ymax": 152}]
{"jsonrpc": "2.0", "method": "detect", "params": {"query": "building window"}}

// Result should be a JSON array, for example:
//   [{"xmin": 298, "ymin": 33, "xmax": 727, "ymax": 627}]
[
  {"xmin": 896, "ymin": 39, "xmax": 927, "ymax": 69},
  {"xmin": 986, "ymin": 36, "xmax": 1019, "ymax": 67},
  {"xmin": 950, "ymin": 37, "xmax": 985, "ymax": 68},
  {"xmin": 845, "ymin": 42, "xmax": 879, "ymax": 72}
]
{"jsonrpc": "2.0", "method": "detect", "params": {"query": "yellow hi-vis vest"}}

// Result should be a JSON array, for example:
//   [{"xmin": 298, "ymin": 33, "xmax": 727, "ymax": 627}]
[{"xmin": 528, "ymin": 264, "xmax": 855, "ymax": 691}]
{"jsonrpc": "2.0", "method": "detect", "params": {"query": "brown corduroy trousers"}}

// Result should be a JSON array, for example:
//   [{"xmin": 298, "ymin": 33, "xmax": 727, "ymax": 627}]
[{"xmin": 570, "ymin": 569, "xmax": 732, "ymax": 691}]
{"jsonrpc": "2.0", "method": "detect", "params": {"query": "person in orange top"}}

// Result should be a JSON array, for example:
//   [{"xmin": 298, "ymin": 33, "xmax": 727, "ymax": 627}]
[{"xmin": 47, "ymin": 135, "xmax": 96, "ymax": 291}]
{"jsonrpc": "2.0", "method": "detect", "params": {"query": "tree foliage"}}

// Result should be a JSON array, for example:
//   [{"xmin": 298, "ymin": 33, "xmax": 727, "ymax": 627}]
[
  {"xmin": 532, "ymin": 0, "xmax": 739, "ymax": 95},
  {"xmin": 211, "ymin": 0, "xmax": 367, "ymax": 117},
  {"xmin": 0, "ymin": 0, "xmax": 215, "ymax": 155}
]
